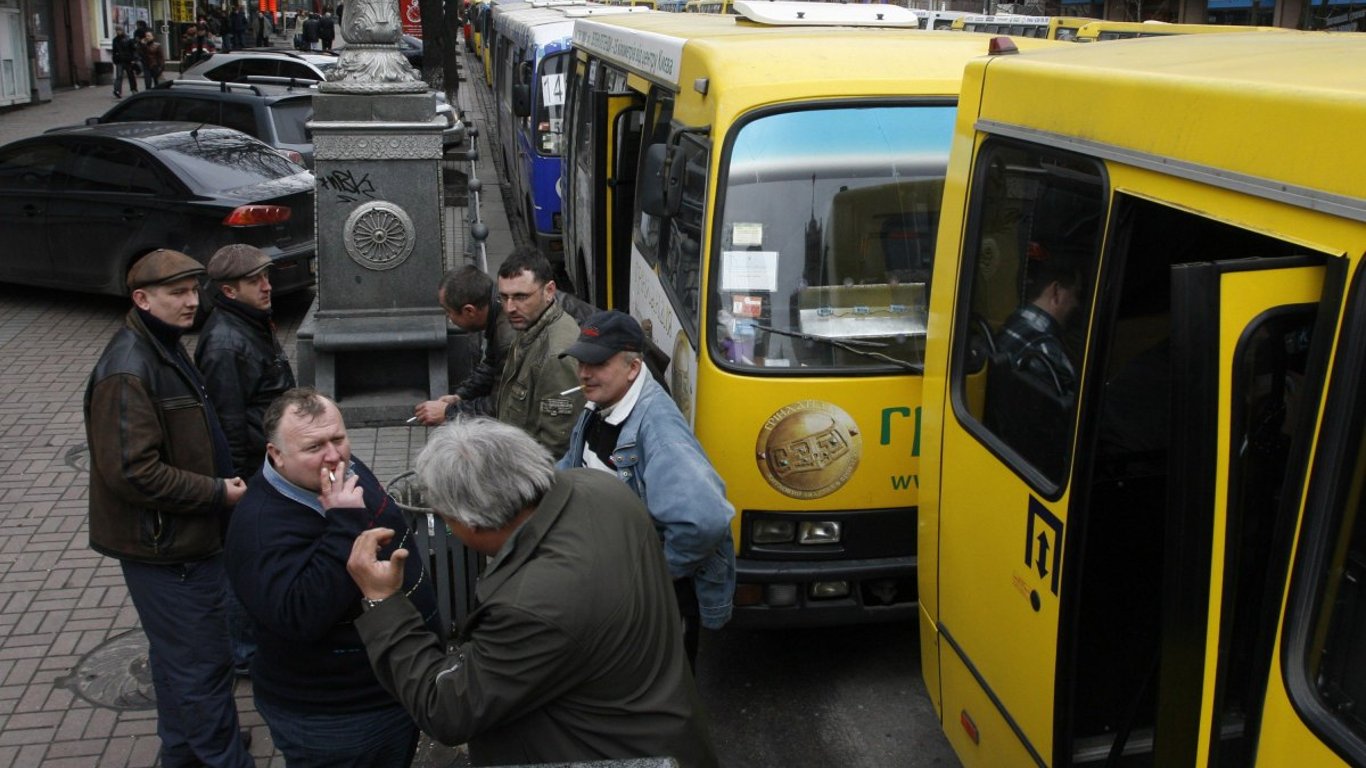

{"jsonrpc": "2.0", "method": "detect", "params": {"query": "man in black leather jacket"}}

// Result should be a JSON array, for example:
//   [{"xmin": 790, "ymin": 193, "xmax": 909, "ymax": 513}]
[
  {"xmin": 85, "ymin": 249, "xmax": 252, "ymax": 768},
  {"xmin": 195, "ymin": 245, "xmax": 297, "ymax": 479}
]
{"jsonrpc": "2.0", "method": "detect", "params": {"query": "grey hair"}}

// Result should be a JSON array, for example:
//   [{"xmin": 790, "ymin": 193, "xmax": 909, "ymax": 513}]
[{"xmin": 416, "ymin": 417, "xmax": 555, "ymax": 530}]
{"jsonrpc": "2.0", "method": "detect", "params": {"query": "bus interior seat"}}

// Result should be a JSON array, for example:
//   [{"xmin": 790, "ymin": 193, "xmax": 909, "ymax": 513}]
[{"xmin": 983, "ymin": 349, "xmax": 1072, "ymax": 480}]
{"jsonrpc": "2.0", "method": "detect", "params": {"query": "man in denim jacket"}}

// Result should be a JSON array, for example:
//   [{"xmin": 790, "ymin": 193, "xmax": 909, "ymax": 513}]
[{"xmin": 556, "ymin": 310, "xmax": 735, "ymax": 668}]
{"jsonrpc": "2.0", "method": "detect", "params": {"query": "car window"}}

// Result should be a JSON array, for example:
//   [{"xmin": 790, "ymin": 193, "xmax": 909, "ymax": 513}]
[
  {"xmin": 270, "ymin": 100, "xmax": 313, "ymax": 144},
  {"xmin": 107, "ymin": 97, "xmax": 167, "ymax": 122},
  {"xmin": 217, "ymin": 104, "xmax": 260, "ymax": 137},
  {"xmin": 0, "ymin": 142, "xmax": 68, "ymax": 191},
  {"xmin": 204, "ymin": 61, "xmax": 242, "ymax": 82},
  {"xmin": 166, "ymin": 97, "xmax": 222, "ymax": 126},
  {"xmin": 67, "ymin": 142, "xmax": 164, "ymax": 195},
  {"xmin": 237, "ymin": 59, "xmax": 278, "ymax": 79},
  {"xmin": 280, "ymin": 62, "xmax": 320, "ymax": 81}
]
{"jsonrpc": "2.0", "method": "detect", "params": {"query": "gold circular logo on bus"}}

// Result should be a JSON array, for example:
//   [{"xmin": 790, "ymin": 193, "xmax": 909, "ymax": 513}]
[{"xmin": 755, "ymin": 401, "xmax": 861, "ymax": 499}]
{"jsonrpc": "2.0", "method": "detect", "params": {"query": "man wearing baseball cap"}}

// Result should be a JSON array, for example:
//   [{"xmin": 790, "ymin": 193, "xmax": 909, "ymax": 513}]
[
  {"xmin": 85, "ymin": 249, "xmax": 253, "ymax": 767},
  {"xmin": 195, "ymin": 244, "xmax": 296, "ymax": 478},
  {"xmin": 556, "ymin": 310, "xmax": 736, "ymax": 669}
]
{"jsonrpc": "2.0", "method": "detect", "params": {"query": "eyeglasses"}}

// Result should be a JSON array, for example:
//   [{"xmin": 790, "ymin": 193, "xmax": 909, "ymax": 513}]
[{"xmin": 497, "ymin": 287, "xmax": 544, "ymax": 305}]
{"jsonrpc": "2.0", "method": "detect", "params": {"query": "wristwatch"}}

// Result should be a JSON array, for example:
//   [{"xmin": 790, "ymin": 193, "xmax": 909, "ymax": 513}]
[{"xmin": 360, "ymin": 595, "xmax": 389, "ymax": 611}]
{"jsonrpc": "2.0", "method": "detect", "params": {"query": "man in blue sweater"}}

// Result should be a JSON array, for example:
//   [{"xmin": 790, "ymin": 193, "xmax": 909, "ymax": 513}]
[{"xmin": 225, "ymin": 388, "xmax": 440, "ymax": 767}]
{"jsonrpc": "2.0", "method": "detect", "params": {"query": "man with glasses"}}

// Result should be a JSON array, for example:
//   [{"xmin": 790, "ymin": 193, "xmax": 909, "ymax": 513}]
[{"xmin": 494, "ymin": 247, "xmax": 584, "ymax": 455}]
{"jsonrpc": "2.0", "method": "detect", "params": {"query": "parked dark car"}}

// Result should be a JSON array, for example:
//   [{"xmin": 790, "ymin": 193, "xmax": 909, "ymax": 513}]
[
  {"xmin": 398, "ymin": 35, "xmax": 423, "ymax": 69},
  {"xmin": 75, "ymin": 80, "xmax": 316, "ymax": 167},
  {"xmin": 0, "ymin": 122, "xmax": 315, "ymax": 297}
]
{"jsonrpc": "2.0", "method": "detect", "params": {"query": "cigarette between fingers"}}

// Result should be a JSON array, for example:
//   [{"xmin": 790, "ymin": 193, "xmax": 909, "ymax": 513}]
[
  {"xmin": 560, "ymin": 385, "xmax": 583, "ymax": 396},
  {"xmin": 329, "ymin": 470, "xmax": 336, "ymax": 483},
  {"xmin": 406, "ymin": 416, "xmax": 419, "ymax": 423}
]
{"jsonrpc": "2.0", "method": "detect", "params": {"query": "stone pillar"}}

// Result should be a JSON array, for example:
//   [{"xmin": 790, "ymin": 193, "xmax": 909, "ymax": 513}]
[{"xmin": 296, "ymin": 0, "xmax": 449, "ymax": 425}]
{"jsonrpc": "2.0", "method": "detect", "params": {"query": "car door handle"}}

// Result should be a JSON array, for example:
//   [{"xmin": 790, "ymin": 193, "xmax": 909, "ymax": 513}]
[{"xmin": 121, "ymin": 208, "xmax": 146, "ymax": 222}]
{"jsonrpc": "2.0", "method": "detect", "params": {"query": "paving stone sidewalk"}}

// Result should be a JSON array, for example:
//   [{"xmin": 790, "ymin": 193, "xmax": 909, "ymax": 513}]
[{"xmin": 0, "ymin": 50, "xmax": 514, "ymax": 767}]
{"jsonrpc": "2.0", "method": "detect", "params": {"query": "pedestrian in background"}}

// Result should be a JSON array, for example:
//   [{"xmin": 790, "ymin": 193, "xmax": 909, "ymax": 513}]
[
  {"xmin": 137, "ymin": 30, "xmax": 163, "ymax": 90},
  {"xmin": 319, "ymin": 10, "xmax": 336, "ymax": 52},
  {"xmin": 110, "ymin": 26, "xmax": 138, "ymax": 98},
  {"xmin": 84, "ymin": 250, "xmax": 252, "ymax": 768},
  {"xmin": 301, "ymin": 12, "xmax": 321, "ymax": 51},
  {"xmin": 230, "ymin": 4, "xmax": 248, "ymax": 51}
]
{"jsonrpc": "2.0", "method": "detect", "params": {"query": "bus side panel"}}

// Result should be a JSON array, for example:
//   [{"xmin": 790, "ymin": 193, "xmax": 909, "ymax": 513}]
[{"xmin": 939, "ymin": 643, "xmax": 1045, "ymax": 767}]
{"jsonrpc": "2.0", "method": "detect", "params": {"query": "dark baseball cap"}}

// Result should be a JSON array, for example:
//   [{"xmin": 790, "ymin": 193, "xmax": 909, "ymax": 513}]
[
  {"xmin": 559, "ymin": 310, "xmax": 644, "ymax": 365},
  {"xmin": 206, "ymin": 244, "xmax": 271, "ymax": 281},
  {"xmin": 125, "ymin": 249, "xmax": 205, "ymax": 291}
]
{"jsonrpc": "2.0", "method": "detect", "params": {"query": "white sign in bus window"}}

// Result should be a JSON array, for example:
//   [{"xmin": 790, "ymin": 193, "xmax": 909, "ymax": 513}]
[
  {"xmin": 541, "ymin": 73, "xmax": 566, "ymax": 107},
  {"xmin": 732, "ymin": 222, "xmax": 763, "ymax": 247},
  {"xmin": 721, "ymin": 250, "xmax": 779, "ymax": 293}
]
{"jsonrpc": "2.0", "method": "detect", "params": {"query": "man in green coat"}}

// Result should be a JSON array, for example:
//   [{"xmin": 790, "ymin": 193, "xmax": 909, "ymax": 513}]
[
  {"xmin": 347, "ymin": 418, "xmax": 718, "ymax": 767},
  {"xmin": 493, "ymin": 247, "xmax": 584, "ymax": 456}
]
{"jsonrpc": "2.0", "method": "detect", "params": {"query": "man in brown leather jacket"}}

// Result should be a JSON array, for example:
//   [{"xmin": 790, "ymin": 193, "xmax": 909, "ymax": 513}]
[{"xmin": 84, "ymin": 249, "xmax": 253, "ymax": 768}]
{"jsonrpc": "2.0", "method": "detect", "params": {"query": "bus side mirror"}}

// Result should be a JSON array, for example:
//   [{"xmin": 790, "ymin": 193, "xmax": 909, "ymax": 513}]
[
  {"xmin": 639, "ymin": 142, "xmax": 677, "ymax": 218},
  {"xmin": 512, "ymin": 83, "xmax": 531, "ymax": 118}
]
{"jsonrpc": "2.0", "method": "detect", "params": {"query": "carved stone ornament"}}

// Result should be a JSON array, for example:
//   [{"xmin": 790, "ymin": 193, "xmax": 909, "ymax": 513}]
[
  {"xmin": 343, "ymin": 201, "xmax": 416, "ymax": 271},
  {"xmin": 313, "ymin": 133, "xmax": 443, "ymax": 160},
  {"xmin": 320, "ymin": 0, "xmax": 426, "ymax": 94}
]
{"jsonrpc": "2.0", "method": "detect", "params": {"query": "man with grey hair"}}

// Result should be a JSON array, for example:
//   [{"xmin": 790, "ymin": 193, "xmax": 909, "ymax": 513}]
[{"xmin": 347, "ymin": 417, "xmax": 718, "ymax": 768}]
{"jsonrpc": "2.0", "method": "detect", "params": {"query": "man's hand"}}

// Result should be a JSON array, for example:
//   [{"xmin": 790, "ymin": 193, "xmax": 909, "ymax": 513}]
[
  {"xmin": 223, "ymin": 477, "xmax": 247, "ymax": 506},
  {"xmin": 414, "ymin": 396, "xmax": 457, "ymax": 426},
  {"xmin": 318, "ymin": 463, "xmax": 364, "ymax": 510},
  {"xmin": 348, "ymin": 527, "xmax": 407, "ymax": 601}
]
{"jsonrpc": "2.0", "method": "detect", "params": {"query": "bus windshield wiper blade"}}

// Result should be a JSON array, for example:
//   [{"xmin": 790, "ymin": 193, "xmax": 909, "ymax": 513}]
[{"xmin": 749, "ymin": 322, "xmax": 922, "ymax": 373}]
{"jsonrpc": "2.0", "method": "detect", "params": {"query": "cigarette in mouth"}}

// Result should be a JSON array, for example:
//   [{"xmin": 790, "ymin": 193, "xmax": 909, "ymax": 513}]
[
  {"xmin": 560, "ymin": 385, "xmax": 583, "ymax": 396},
  {"xmin": 328, "ymin": 470, "xmax": 336, "ymax": 483}
]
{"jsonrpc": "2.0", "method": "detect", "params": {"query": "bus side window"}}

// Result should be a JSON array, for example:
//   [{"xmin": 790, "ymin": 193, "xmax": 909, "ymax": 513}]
[
  {"xmin": 659, "ymin": 133, "xmax": 709, "ymax": 333},
  {"xmin": 955, "ymin": 141, "xmax": 1105, "ymax": 487}
]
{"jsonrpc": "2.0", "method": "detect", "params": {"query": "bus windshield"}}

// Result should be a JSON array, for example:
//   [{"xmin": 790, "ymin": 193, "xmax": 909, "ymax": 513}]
[{"xmin": 711, "ymin": 105, "xmax": 955, "ymax": 374}]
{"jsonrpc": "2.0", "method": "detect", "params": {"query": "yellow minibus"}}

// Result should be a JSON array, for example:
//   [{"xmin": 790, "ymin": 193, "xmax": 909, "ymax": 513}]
[
  {"xmin": 919, "ymin": 30, "xmax": 1366, "ymax": 767},
  {"xmin": 1075, "ymin": 19, "xmax": 1283, "ymax": 41},
  {"xmin": 562, "ymin": 0, "xmax": 1061, "ymax": 624}
]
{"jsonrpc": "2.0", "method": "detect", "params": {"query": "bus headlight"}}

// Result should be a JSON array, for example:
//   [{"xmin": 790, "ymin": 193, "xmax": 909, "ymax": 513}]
[
  {"xmin": 752, "ymin": 519, "xmax": 796, "ymax": 545},
  {"xmin": 798, "ymin": 520, "xmax": 842, "ymax": 544},
  {"xmin": 810, "ymin": 581, "xmax": 850, "ymax": 599}
]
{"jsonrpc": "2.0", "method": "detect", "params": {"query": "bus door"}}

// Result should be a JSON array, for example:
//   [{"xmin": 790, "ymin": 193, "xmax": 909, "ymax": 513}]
[
  {"xmin": 1157, "ymin": 256, "xmax": 1337, "ymax": 766},
  {"xmin": 566, "ymin": 58, "xmax": 642, "ymax": 308}
]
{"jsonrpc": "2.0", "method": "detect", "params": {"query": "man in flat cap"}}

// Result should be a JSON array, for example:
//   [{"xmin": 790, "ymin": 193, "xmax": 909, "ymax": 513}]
[
  {"xmin": 195, "ymin": 244, "xmax": 296, "ymax": 478},
  {"xmin": 85, "ymin": 249, "xmax": 253, "ymax": 768},
  {"xmin": 556, "ymin": 310, "xmax": 736, "ymax": 669}
]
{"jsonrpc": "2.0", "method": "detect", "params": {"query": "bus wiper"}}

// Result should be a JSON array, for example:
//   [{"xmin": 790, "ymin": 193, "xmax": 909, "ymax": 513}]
[{"xmin": 749, "ymin": 322, "xmax": 922, "ymax": 373}]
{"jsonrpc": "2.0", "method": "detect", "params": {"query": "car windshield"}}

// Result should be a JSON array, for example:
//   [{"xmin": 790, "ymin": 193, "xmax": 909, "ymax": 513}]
[
  {"xmin": 711, "ymin": 105, "xmax": 955, "ymax": 373},
  {"xmin": 270, "ymin": 100, "xmax": 313, "ymax": 144},
  {"xmin": 147, "ymin": 129, "xmax": 305, "ymax": 190}
]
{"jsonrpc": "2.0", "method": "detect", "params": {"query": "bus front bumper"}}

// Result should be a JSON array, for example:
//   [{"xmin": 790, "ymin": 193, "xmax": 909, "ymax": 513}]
[{"xmin": 728, "ymin": 555, "xmax": 918, "ymax": 628}]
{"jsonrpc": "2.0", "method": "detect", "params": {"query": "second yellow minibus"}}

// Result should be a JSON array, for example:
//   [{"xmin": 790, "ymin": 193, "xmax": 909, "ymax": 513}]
[{"xmin": 919, "ymin": 30, "xmax": 1366, "ymax": 767}]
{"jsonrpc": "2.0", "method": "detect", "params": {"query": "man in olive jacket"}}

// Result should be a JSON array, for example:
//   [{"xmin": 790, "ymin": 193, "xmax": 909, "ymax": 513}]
[
  {"xmin": 494, "ymin": 247, "xmax": 583, "ymax": 455},
  {"xmin": 347, "ymin": 418, "xmax": 718, "ymax": 767},
  {"xmin": 85, "ymin": 249, "xmax": 252, "ymax": 768}
]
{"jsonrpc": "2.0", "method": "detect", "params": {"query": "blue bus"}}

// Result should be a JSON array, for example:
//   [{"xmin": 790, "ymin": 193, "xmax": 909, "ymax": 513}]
[{"xmin": 491, "ymin": 4, "xmax": 648, "ymax": 275}]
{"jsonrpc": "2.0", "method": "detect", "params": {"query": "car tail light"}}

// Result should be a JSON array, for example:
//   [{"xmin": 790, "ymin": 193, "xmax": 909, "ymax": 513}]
[
  {"xmin": 277, "ymin": 149, "xmax": 305, "ymax": 165},
  {"xmin": 223, "ymin": 205, "xmax": 292, "ymax": 227}
]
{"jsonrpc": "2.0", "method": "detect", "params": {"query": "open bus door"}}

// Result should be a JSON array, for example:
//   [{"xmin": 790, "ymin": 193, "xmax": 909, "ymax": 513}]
[
  {"xmin": 565, "ymin": 57, "xmax": 643, "ymax": 309},
  {"xmin": 1158, "ymin": 257, "xmax": 1348, "ymax": 766}
]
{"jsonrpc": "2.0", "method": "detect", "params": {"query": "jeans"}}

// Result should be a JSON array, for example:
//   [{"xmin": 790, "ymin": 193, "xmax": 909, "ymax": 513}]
[
  {"xmin": 254, "ymin": 697, "xmax": 419, "ymax": 768},
  {"xmin": 224, "ymin": 585, "xmax": 257, "ymax": 672},
  {"xmin": 113, "ymin": 62, "xmax": 138, "ymax": 96},
  {"xmin": 121, "ymin": 556, "xmax": 253, "ymax": 768}
]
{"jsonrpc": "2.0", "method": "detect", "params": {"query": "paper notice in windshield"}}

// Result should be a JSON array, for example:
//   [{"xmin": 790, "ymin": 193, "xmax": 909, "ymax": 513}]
[
  {"xmin": 732, "ymin": 222, "xmax": 763, "ymax": 247},
  {"xmin": 721, "ymin": 250, "xmax": 778, "ymax": 293},
  {"xmin": 542, "ymin": 73, "xmax": 566, "ymax": 107}
]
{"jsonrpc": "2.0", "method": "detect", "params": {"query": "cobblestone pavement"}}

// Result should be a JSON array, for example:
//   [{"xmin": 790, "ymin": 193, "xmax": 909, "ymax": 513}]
[{"xmin": 0, "ymin": 47, "xmax": 514, "ymax": 768}]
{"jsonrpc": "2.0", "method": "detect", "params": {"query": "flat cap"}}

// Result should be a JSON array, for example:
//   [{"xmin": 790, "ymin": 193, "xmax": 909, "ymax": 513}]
[
  {"xmin": 206, "ymin": 244, "xmax": 271, "ymax": 282},
  {"xmin": 126, "ymin": 249, "xmax": 206, "ymax": 291},
  {"xmin": 559, "ymin": 310, "xmax": 644, "ymax": 365}
]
